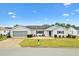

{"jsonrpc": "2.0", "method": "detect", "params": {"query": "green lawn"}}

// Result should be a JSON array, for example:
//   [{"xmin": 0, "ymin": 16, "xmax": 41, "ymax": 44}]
[
  {"xmin": 20, "ymin": 38, "xmax": 79, "ymax": 48},
  {"xmin": 0, "ymin": 35, "xmax": 7, "ymax": 41}
]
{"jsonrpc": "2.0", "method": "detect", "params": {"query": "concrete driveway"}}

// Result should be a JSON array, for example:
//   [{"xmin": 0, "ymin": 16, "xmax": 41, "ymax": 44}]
[{"xmin": 0, "ymin": 38, "xmax": 24, "ymax": 48}]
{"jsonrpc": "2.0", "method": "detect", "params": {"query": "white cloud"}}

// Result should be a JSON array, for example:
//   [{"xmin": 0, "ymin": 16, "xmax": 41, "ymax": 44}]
[
  {"xmin": 63, "ymin": 3, "xmax": 72, "ymax": 7},
  {"xmin": 11, "ymin": 15, "xmax": 16, "ymax": 18},
  {"xmin": 8, "ymin": 12, "xmax": 15, "ymax": 15},
  {"xmin": 62, "ymin": 13, "xmax": 69, "ymax": 17},
  {"xmin": 75, "ymin": 9, "xmax": 79, "ymax": 12},
  {"xmin": 8, "ymin": 11, "xmax": 16, "ymax": 19}
]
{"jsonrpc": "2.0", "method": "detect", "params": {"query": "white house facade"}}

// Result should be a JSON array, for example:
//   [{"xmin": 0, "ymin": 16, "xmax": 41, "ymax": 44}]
[
  {"xmin": 0, "ymin": 25, "xmax": 79, "ymax": 38},
  {"xmin": 45, "ymin": 26, "xmax": 68, "ymax": 37}
]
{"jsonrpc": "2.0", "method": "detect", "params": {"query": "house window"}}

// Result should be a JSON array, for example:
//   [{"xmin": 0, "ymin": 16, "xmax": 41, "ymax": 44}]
[
  {"xmin": 57, "ymin": 31, "xmax": 64, "ymax": 34},
  {"xmin": 36, "ymin": 31, "xmax": 44, "ymax": 34},
  {"xmin": 77, "ymin": 31, "xmax": 79, "ymax": 34}
]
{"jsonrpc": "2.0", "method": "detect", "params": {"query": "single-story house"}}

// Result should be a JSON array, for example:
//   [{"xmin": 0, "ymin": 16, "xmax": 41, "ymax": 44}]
[{"xmin": 0, "ymin": 25, "xmax": 79, "ymax": 38}]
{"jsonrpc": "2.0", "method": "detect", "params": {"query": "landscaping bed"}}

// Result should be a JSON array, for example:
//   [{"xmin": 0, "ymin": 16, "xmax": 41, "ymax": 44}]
[{"xmin": 20, "ymin": 38, "xmax": 79, "ymax": 48}]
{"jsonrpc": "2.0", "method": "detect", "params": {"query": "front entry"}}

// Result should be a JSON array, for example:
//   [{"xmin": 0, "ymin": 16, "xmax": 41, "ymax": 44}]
[{"xmin": 49, "ymin": 31, "xmax": 51, "ymax": 37}]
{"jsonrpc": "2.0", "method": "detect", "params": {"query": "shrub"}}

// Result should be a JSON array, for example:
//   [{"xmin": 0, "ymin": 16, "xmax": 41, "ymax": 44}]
[
  {"xmin": 0, "ymin": 35, "xmax": 7, "ymax": 41},
  {"xmin": 0, "ymin": 34, "xmax": 2, "ymax": 39},
  {"xmin": 27, "ymin": 34, "xmax": 33, "ymax": 38},
  {"xmin": 66, "ymin": 34, "xmax": 72, "ymax": 38},
  {"xmin": 54, "ymin": 35, "xmax": 57, "ymax": 38},
  {"xmin": 72, "ymin": 35, "xmax": 76, "ymax": 39},
  {"xmin": 62, "ymin": 36, "xmax": 64, "ymax": 38},
  {"xmin": 66, "ymin": 34, "xmax": 76, "ymax": 38},
  {"xmin": 7, "ymin": 35, "xmax": 11, "ymax": 38},
  {"xmin": 59, "ymin": 35, "xmax": 61, "ymax": 38},
  {"xmin": 6, "ymin": 33, "xmax": 11, "ymax": 38},
  {"xmin": 42, "ymin": 34, "xmax": 45, "ymax": 36}
]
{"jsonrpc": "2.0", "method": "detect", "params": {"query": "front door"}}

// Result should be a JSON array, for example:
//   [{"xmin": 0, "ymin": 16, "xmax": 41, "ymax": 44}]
[{"xmin": 49, "ymin": 31, "xmax": 51, "ymax": 36}]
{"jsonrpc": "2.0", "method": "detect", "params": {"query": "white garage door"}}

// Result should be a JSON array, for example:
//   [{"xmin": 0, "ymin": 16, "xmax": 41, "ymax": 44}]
[{"xmin": 13, "ymin": 31, "xmax": 27, "ymax": 37}]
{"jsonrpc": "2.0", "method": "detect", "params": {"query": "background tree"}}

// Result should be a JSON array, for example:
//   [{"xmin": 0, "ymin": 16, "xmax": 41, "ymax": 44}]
[
  {"xmin": 66, "ymin": 24, "xmax": 71, "ymax": 28},
  {"xmin": 55, "ymin": 22, "xmax": 60, "ymax": 26},
  {"xmin": 71, "ymin": 25, "xmax": 76, "ymax": 28},
  {"xmin": 14, "ymin": 24, "xmax": 19, "ymax": 27},
  {"xmin": 60, "ymin": 23, "xmax": 66, "ymax": 27}
]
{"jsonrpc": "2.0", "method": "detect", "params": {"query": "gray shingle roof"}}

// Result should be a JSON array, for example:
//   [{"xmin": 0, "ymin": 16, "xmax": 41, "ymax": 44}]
[
  {"xmin": 26, "ymin": 25, "xmax": 51, "ymax": 29},
  {"xmin": 4, "ymin": 27, "xmax": 12, "ymax": 29}
]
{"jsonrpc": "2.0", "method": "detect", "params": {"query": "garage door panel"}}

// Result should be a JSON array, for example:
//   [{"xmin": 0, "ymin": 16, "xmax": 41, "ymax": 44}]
[{"xmin": 13, "ymin": 31, "xmax": 27, "ymax": 37}]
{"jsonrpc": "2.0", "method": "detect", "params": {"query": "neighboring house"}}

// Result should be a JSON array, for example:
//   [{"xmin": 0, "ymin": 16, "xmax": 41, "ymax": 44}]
[
  {"xmin": 0, "ymin": 25, "xmax": 79, "ymax": 38},
  {"xmin": 0, "ymin": 27, "xmax": 11, "ymax": 35},
  {"xmin": 0, "ymin": 27, "xmax": 8, "ymax": 35}
]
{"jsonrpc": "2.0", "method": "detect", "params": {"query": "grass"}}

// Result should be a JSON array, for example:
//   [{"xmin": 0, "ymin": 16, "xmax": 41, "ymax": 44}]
[
  {"xmin": 0, "ymin": 35, "xmax": 7, "ymax": 41},
  {"xmin": 20, "ymin": 37, "xmax": 79, "ymax": 48}
]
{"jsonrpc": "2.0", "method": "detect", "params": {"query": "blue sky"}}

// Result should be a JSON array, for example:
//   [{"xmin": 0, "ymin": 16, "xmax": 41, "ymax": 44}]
[{"xmin": 0, "ymin": 3, "xmax": 79, "ymax": 26}]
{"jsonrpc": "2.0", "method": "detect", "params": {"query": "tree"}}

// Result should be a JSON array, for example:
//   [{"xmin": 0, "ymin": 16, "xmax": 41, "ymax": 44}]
[
  {"xmin": 60, "ymin": 23, "xmax": 65, "ymax": 27},
  {"xmin": 55, "ymin": 22, "xmax": 60, "ymax": 26},
  {"xmin": 14, "ymin": 24, "xmax": 19, "ymax": 27},
  {"xmin": 51, "ymin": 24, "xmax": 54, "ymax": 26},
  {"xmin": 66, "ymin": 24, "xmax": 71, "ymax": 28},
  {"xmin": 71, "ymin": 25, "xmax": 76, "ymax": 28},
  {"xmin": 55, "ymin": 23, "xmax": 66, "ymax": 27}
]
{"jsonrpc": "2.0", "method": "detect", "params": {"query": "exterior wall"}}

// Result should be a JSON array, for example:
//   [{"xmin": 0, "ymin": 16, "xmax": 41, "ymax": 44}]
[
  {"xmin": 44, "ymin": 30, "xmax": 49, "ymax": 36},
  {"xmin": 31, "ymin": 29, "xmax": 36, "ymax": 36},
  {"xmin": 31, "ymin": 29, "xmax": 45, "ymax": 36},
  {"xmin": 76, "ymin": 30, "xmax": 79, "ymax": 36},
  {"xmin": 68, "ymin": 27, "xmax": 77, "ymax": 36},
  {"xmin": 53, "ymin": 28, "xmax": 68, "ymax": 37},
  {"xmin": 10, "ymin": 26, "xmax": 31, "ymax": 37}
]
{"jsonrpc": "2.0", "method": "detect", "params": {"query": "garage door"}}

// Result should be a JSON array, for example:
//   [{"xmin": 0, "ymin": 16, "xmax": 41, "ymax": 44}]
[{"xmin": 13, "ymin": 31, "xmax": 27, "ymax": 37}]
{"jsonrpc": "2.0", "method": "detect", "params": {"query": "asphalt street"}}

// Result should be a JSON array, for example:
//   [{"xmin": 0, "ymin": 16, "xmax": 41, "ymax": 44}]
[{"xmin": 0, "ymin": 47, "xmax": 79, "ymax": 56}]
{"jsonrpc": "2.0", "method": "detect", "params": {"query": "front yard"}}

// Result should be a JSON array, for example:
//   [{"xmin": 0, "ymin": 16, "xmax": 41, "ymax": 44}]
[
  {"xmin": 20, "ymin": 37, "xmax": 79, "ymax": 48},
  {"xmin": 0, "ymin": 35, "xmax": 7, "ymax": 41}
]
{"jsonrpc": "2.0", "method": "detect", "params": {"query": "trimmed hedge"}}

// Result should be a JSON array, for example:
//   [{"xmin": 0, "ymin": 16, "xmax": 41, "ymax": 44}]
[
  {"xmin": 54, "ymin": 35, "xmax": 57, "ymax": 38},
  {"xmin": 66, "ymin": 34, "xmax": 76, "ymax": 38},
  {"xmin": 72, "ymin": 35, "xmax": 76, "ymax": 38}
]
